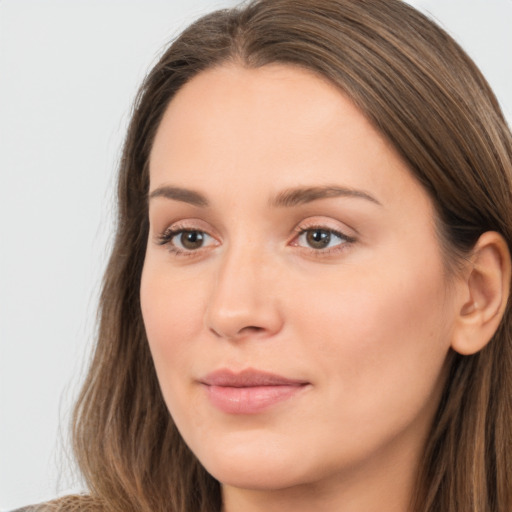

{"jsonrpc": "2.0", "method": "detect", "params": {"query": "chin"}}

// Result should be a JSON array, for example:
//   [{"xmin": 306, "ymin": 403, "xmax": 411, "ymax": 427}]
[
  {"xmin": 194, "ymin": 438, "xmax": 313, "ymax": 491},
  {"xmin": 209, "ymin": 462, "xmax": 306, "ymax": 492}
]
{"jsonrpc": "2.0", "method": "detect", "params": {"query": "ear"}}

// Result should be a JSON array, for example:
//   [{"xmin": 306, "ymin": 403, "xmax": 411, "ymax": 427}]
[{"xmin": 451, "ymin": 231, "xmax": 511, "ymax": 356}]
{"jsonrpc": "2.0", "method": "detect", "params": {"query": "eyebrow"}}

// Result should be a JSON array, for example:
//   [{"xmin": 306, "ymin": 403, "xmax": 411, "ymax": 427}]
[
  {"xmin": 270, "ymin": 185, "xmax": 382, "ymax": 208},
  {"xmin": 149, "ymin": 185, "xmax": 209, "ymax": 207},
  {"xmin": 148, "ymin": 184, "xmax": 381, "ymax": 208}
]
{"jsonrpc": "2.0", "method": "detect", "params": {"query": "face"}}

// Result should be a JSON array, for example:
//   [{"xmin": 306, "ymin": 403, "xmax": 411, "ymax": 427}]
[{"xmin": 141, "ymin": 64, "xmax": 458, "ymax": 496}]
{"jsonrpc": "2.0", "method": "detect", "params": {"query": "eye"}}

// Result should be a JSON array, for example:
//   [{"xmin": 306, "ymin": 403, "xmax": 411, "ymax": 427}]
[
  {"xmin": 175, "ymin": 230, "xmax": 210, "ymax": 250},
  {"xmin": 294, "ymin": 227, "xmax": 354, "ymax": 251},
  {"xmin": 157, "ymin": 228, "xmax": 217, "ymax": 254}
]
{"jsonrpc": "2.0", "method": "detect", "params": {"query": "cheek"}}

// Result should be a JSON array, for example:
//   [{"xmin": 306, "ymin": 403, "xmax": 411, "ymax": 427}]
[
  {"xmin": 296, "ymin": 254, "xmax": 453, "ymax": 428},
  {"xmin": 140, "ymin": 262, "xmax": 206, "ymax": 400}
]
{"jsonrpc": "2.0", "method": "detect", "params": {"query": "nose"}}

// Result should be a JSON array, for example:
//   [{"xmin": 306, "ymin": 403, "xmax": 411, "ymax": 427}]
[{"xmin": 204, "ymin": 242, "xmax": 284, "ymax": 341}]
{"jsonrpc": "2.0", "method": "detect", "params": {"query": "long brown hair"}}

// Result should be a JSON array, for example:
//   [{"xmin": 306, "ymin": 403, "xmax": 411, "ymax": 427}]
[{"xmin": 42, "ymin": 1, "xmax": 512, "ymax": 510}]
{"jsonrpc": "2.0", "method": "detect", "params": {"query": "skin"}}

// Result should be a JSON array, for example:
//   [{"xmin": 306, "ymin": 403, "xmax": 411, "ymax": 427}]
[{"xmin": 140, "ymin": 64, "xmax": 465, "ymax": 512}]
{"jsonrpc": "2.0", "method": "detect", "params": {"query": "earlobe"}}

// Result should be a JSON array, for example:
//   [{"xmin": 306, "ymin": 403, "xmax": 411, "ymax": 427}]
[{"xmin": 451, "ymin": 231, "xmax": 511, "ymax": 356}]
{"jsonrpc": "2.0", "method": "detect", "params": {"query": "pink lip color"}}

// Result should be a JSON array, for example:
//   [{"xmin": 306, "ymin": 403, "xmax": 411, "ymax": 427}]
[{"xmin": 200, "ymin": 369, "xmax": 309, "ymax": 414}]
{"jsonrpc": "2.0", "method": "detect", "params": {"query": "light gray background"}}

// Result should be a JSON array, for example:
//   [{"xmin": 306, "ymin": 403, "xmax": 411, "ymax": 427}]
[{"xmin": 1, "ymin": 0, "xmax": 511, "ymax": 509}]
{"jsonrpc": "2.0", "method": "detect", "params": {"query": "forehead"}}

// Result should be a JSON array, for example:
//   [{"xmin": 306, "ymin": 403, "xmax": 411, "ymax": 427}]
[
  {"xmin": 150, "ymin": 64, "xmax": 351, "ymax": 168},
  {"xmin": 148, "ymin": 63, "xmax": 428, "ymax": 212}
]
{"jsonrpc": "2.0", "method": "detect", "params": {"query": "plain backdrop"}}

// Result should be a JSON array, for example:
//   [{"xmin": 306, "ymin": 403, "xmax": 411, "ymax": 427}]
[{"xmin": 1, "ymin": 0, "xmax": 511, "ymax": 509}]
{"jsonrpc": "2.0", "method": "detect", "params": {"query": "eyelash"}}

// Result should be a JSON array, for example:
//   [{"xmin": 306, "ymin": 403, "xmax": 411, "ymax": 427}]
[{"xmin": 156, "ymin": 223, "xmax": 356, "ymax": 258}]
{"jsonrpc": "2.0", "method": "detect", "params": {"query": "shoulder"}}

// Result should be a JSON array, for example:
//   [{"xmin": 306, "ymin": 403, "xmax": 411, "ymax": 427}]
[
  {"xmin": 9, "ymin": 506, "xmax": 52, "ymax": 512},
  {"xmin": 8, "ymin": 495, "xmax": 104, "ymax": 512}
]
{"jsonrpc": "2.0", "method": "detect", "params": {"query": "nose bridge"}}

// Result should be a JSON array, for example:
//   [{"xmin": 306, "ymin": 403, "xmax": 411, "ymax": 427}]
[{"xmin": 205, "ymin": 234, "xmax": 282, "ymax": 339}]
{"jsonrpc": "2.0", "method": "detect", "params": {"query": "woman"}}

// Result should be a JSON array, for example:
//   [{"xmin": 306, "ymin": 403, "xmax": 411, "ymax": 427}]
[{"xmin": 22, "ymin": 0, "xmax": 512, "ymax": 510}]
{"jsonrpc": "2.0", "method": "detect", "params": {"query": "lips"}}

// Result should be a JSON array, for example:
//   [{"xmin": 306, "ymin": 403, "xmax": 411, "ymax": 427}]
[{"xmin": 200, "ymin": 369, "xmax": 310, "ymax": 414}]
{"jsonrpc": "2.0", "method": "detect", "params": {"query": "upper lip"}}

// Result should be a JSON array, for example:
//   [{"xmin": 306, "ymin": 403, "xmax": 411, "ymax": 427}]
[{"xmin": 200, "ymin": 368, "xmax": 309, "ymax": 388}]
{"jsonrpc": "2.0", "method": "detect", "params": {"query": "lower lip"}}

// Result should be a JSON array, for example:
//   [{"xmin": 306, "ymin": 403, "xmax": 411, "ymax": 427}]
[{"xmin": 203, "ymin": 384, "xmax": 307, "ymax": 414}]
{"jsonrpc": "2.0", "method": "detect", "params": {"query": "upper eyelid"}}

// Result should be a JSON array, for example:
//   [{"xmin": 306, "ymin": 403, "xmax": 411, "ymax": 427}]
[
  {"xmin": 157, "ymin": 219, "xmax": 217, "ymax": 236},
  {"xmin": 293, "ymin": 217, "xmax": 357, "ymax": 237}
]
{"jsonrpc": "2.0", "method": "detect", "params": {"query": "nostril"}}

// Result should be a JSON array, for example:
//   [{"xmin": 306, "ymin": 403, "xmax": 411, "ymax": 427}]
[
  {"xmin": 209, "ymin": 324, "xmax": 266, "ymax": 339},
  {"xmin": 232, "ymin": 325, "xmax": 266, "ymax": 338},
  {"xmin": 242, "ymin": 326, "xmax": 265, "ymax": 334}
]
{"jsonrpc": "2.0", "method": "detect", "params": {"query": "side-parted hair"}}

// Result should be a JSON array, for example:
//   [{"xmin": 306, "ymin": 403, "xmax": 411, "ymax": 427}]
[{"xmin": 41, "ymin": 1, "xmax": 512, "ymax": 511}]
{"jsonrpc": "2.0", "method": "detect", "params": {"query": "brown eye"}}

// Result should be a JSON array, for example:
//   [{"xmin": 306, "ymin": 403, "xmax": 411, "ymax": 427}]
[
  {"xmin": 305, "ymin": 229, "xmax": 332, "ymax": 249},
  {"xmin": 157, "ymin": 228, "xmax": 217, "ymax": 254},
  {"xmin": 179, "ymin": 231, "xmax": 205, "ymax": 250},
  {"xmin": 295, "ymin": 227, "xmax": 351, "ymax": 251}
]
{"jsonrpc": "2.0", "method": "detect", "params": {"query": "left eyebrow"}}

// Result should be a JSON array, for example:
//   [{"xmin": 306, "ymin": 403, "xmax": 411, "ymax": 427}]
[{"xmin": 269, "ymin": 185, "xmax": 382, "ymax": 208}]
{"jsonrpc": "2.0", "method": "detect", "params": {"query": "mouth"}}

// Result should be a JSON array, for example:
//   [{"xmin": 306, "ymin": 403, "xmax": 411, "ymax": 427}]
[{"xmin": 199, "ymin": 368, "xmax": 310, "ymax": 414}]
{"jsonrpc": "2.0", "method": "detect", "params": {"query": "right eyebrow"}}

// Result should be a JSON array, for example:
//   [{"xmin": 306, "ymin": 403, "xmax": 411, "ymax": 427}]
[{"xmin": 148, "ymin": 185, "xmax": 209, "ymax": 207}]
